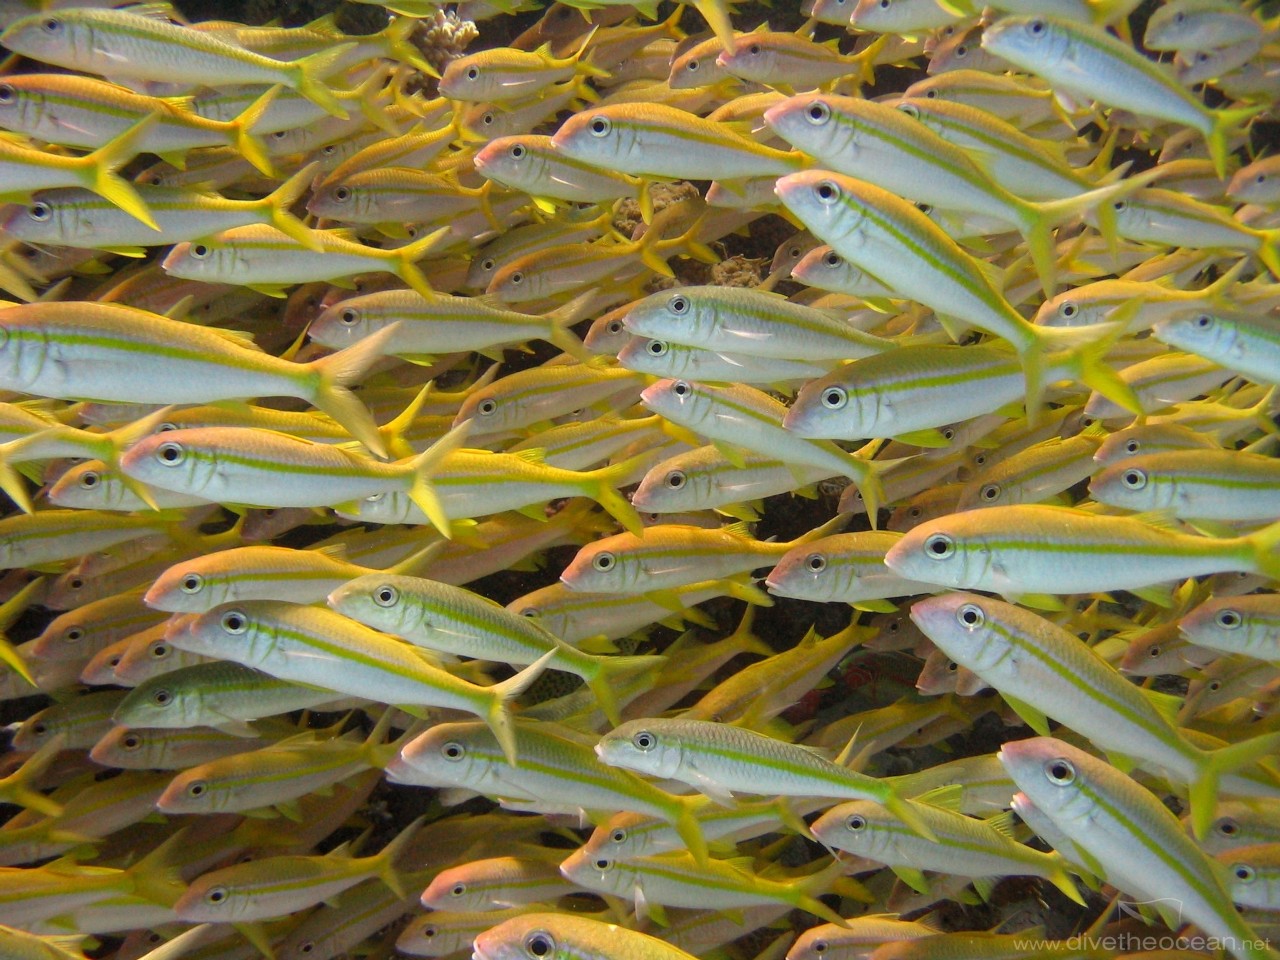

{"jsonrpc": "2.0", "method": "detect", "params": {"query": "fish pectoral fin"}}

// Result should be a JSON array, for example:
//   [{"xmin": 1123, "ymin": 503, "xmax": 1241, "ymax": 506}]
[
  {"xmin": 686, "ymin": 767, "xmax": 737, "ymax": 807},
  {"xmin": 1001, "ymin": 694, "xmax": 1051, "ymax": 737},
  {"xmin": 890, "ymin": 865, "xmax": 931, "ymax": 894},
  {"xmin": 971, "ymin": 876, "xmax": 997, "ymax": 902}
]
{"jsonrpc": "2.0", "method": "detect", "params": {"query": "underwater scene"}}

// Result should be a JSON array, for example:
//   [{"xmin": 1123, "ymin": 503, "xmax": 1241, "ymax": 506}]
[{"xmin": 0, "ymin": 0, "xmax": 1279, "ymax": 958}]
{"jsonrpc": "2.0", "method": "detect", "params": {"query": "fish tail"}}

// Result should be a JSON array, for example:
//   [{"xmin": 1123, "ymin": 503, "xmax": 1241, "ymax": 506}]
[
  {"xmin": 1038, "ymin": 321, "xmax": 1141, "ymax": 419},
  {"xmin": 394, "ymin": 227, "xmax": 450, "ymax": 301},
  {"xmin": 793, "ymin": 890, "xmax": 851, "ymax": 928},
  {"xmin": 1258, "ymin": 228, "xmax": 1280, "ymax": 280},
  {"xmin": 691, "ymin": 0, "xmax": 738, "ymax": 53},
  {"xmin": 406, "ymin": 421, "xmax": 473, "ymax": 539},
  {"xmin": 583, "ymin": 456, "xmax": 646, "ymax": 536},
  {"xmin": 291, "ymin": 44, "xmax": 356, "ymax": 119},
  {"xmin": 0, "ymin": 252, "xmax": 38, "ymax": 303},
  {"xmin": 1206, "ymin": 103, "xmax": 1265, "ymax": 180},
  {"xmin": 374, "ymin": 814, "xmax": 425, "ymax": 898},
  {"xmin": 125, "ymin": 826, "xmax": 191, "ymax": 907},
  {"xmin": 381, "ymin": 382, "xmax": 434, "ymax": 461},
  {"xmin": 484, "ymin": 650, "xmax": 556, "ymax": 765},
  {"xmin": 1190, "ymin": 729, "xmax": 1280, "ymax": 840},
  {"xmin": 307, "ymin": 322, "xmax": 402, "ymax": 458},
  {"xmin": 1, "ymin": 729, "xmax": 63, "ymax": 815},
  {"xmin": 0, "ymin": 577, "xmax": 43, "ymax": 689},
  {"xmin": 672, "ymin": 796, "xmax": 710, "ymax": 865},
  {"xmin": 586, "ymin": 654, "xmax": 665, "ymax": 725},
  {"xmin": 260, "ymin": 161, "xmax": 321, "ymax": 252},
  {"xmin": 386, "ymin": 17, "xmax": 437, "ymax": 78},
  {"xmin": 1247, "ymin": 517, "xmax": 1280, "ymax": 582},
  {"xmin": 76, "ymin": 115, "xmax": 160, "ymax": 231},
  {"xmin": 847, "ymin": 457, "xmax": 885, "ymax": 530},
  {"xmin": 0, "ymin": 450, "xmax": 34, "ymax": 515},
  {"xmin": 229, "ymin": 84, "xmax": 280, "ymax": 177},
  {"xmin": 1046, "ymin": 859, "xmax": 1086, "ymax": 906}
]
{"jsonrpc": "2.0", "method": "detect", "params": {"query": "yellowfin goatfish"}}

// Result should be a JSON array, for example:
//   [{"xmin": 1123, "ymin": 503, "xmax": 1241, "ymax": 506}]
[
  {"xmin": 979, "ymin": 15, "xmax": 1261, "ymax": 178},
  {"xmin": 1000, "ymin": 737, "xmax": 1276, "ymax": 960},
  {"xmin": 1, "ymin": 9, "xmax": 353, "ymax": 118},
  {"xmin": 0, "ymin": 302, "xmax": 397, "ymax": 457}
]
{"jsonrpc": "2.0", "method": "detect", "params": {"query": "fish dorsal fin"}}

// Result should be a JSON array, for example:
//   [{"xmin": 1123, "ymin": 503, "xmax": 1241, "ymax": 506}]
[
  {"xmin": 206, "ymin": 326, "xmax": 264, "ymax": 351},
  {"xmin": 913, "ymin": 784, "xmax": 964, "ymax": 812},
  {"xmin": 721, "ymin": 521, "xmax": 753, "ymax": 540},
  {"xmin": 513, "ymin": 448, "xmax": 546, "ymax": 465},
  {"xmin": 983, "ymin": 810, "xmax": 1017, "ymax": 839},
  {"xmin": 309, "ymin": 543, "xmax": 349, "ymax": 561}
]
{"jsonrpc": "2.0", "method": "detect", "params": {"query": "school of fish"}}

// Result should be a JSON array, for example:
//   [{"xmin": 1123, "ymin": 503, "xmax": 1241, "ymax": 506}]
[{"xmin": 0, "ymin": 0, "xmax": 1279, "ymax": 958}]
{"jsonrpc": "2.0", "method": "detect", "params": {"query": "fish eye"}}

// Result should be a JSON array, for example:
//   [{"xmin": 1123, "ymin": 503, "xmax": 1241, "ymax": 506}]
[
  {"xmin": 668, "ymin": 293, "xmax": 689, "ymax": 314},
  {"xmin": 156, "ymin": 441, "xmax": 185, "ymax": 465},
  {"xmin": 442, "ymin": 741, "xmax": 465, "ymax": 760},
  {"xmin": 686, "ymin": 59, "xmax": 698, "ymax": 70},
  {"xmin": 30, "ymin": 720, "xmax": 47, "ymax": 736},
  {"xmin": 190, "ymin": 244, "xmax": 210, "ymax": 259},
  {"xmin": 374, "ymin": 584, "xmax": 399, "ymax": 607},
  {"xmin": 220, "ymin": 610, "xmax": 248, "ymax": 634},
  {"xmin": 205, "ymin": 886, "xmax": 229, "ymax": 905},
  {"xmin": 1193, "ymin": 314, "xmax": 1212, "ymax": 329},
  {"xmin": 481, "ymin": 258, "xmax": 495, "ymax": 271},
  {"xmin": 954, "ymin": 44, "xmax": 968, "ymax": 57},
  {"xmin": 896, "ymin": 102, "xmax": 920, "ymax": 121},
  {"xmin": 510, "ymin": 143, "xmax": 526, "ymax": 159},
  {"xmin": 180, "ymin": 573, "xmax": 203, "ymax": 594},
  {"xmin": 1112, "ymin": 200, "xmax": 1127, "ymax": 212},
  {"xmin": 466, "ymin": 66, "xmax": 480, "ymax": 80},
  {"xmin": 924, "ymin": 534, "xmax": 954, "ymax": 559},
  {"xmin": 1217, "ymin": 817, "xmax": 1239, "ymax": 836},
  {"xmin": 589, "ymin": 116, "xmax": 611, "ymax": 137},
  {"xmin": 805, "ymin": 101, "xmax": 830, "ymax": 124},
  {"xmin": 1028, "ymin": 18, "xmax": 1046, "ymax": 34},
  {"xmin": 150, "ymin": 643, "xmax": 170, "ymax": 658},
  {"xmin": 0, "ymin": 84, "xmax": 13, "ymax": 104},
  {"xmin": 422, "ymin": 926, "xmax": 437, "ymax": 939},
  {"xmin": 28, "ymin": 202, "xmax": 51, "ymax": 221},
  {"xmin": 1124, "ymin": 439, "xmax": 1140, "ymax": 454},
  {"xmin": 610, "ymin": 828, "xmax": 627, "ymax": 842},
  {"xmin": 592, "ymin": 552, "xmax": 616, "ymax": 572},
  {"xmin": 152, "ymin": 688, "xmax": 172, "ymax": 705},
  {"xmin": 525, "ymin": 933, "xmax": 555, "ymax": 958},
  {"xmin": 1173, "ymin": 10, "xmax": 1185, "ymax": 22},
  {"xmin": 1045, "ymin": 758, "xmax": 1075, "ymax": 784},
  {"xmin": 957, "ymin": 603, "xmax": 984, "ymax": 628},
  {"xmin": 632, "ymin": 730, "xmax": 656, "ymax": 750},
  {"xmin": 78, "ymin": 471, "xmax": 99, "ymax": 488},
  {"xmin": 1121, "ymin": 469, "xmax": 1146, "ymax": 490},
  {"xmin": 41, "ymin": 17, "xmax": 60, "ymax": 31},
  {"xmin": 607, "ymin": 320, "xmax": 623, "ymax": 334},
  {"xmin": 748, "ymin": 43, "xmax": 760, "ymax": 54},
  {"xmin": 908, "ymin": 506, "xmax": 922, "ymax": 518},
  {"xmin": 122, "ymin": 733, "xmax": 142, "ymax": 750},
  {"xmin": 672, "ymin": 380, "xmax": 691, "ymax": 397},
  {"xmin": 814, "ymin": 942, "xmax": 828, "ymax": 954},
  {"xmin": 451, "ymin": 883, "xmax": 465, "ymax": 896},
  {"xmin": 845, "ymin": 814, "xmax": 866, "ymax": 830},
  {"xmin": 1148, "ymin": 645, "xmax": 1161, "ymax": 657},
  {"xmin": 593, "ymin": 857, "xmax": 613, "ymax": 871},
  {"xmin": 980, "ymin": 483, "xmax": 1000, "ymax": 501},
  {"xmin": 823, "ymin": 251, "xmax": 841, "ymax": 266},
  {"xmin": 299, "ymin": 942, "xmax": 315, "ymax": 954},
  {"xmin": 187, "ymin": 780, "xmax": 207, "ymax": 797},
  {"xmin": 480, "ymin": 112, "xmax": 495, "ymax": 126},
  {"xmin": 333, "ymin": 186, "xmax": 351, "ymax": 202},
  {"xmin": 806, "ymin": 553, "xmax": 826, "ymax": 573},
  {"xmin": 478, "ymin": 398, "xmax": 497, "ymax": 416},
  {"xmin": 815, "ymin": 180, "xmax": 840, "ymax": 204},
  {"xmin": 64, "ymin": 626, "xmax": 84, "ymax": 642},
  {"xmin": 645, "ymin": 339, "xmax": 668, "ymax": 356},
  {"xmin": 1234, "ymin": 864, "xmax": 1255, "ymax": 882},
  {"xmin": 1209, "ymin": 680, "xmax": 1222, "ymax": 691},
  {"xmin": 1215, "ymin": 609, "xmax": 1242, "ymax": 629},
  {"xmin": 1059, "ymin": 302, "xmax": 1077, "ymax": 318},
  {"xmin": 820, "ymin": 386, "xmax": 847, "ymax": 409},
  {"xmin": 947, "ymin": 660, "xmax": 958, "ymax": 671},
  {"xmin": 666, "ymin": 470, "xmax": 686, "ymax": 489},
  {"xmin": 878, "ymin": 0, "xmax": 889, "ymax": 7},
  {"xmin": 509, "ymin": 271, "xmax": 524, "ymax": 285},
  {"xmin": 1258, "ymin": 173, "xmax": 1268, "ymax": 184},
  {"xmin": 338, "ymin": 307, "xmax": 360, "ymax": 325},
  {"xmin": 926, "ymin": 86, "xmax": 938, "ymax": 97}
]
